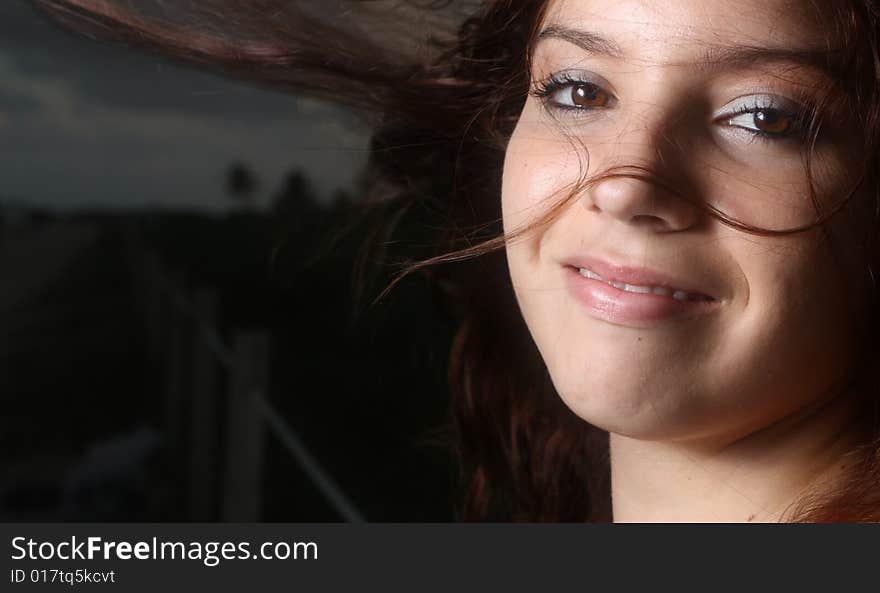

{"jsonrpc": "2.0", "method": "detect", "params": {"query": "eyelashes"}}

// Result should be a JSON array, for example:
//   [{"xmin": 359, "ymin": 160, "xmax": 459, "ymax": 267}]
[
  {"xmin": 530, "ymin": 71, "xmax": 816, "ymax": 143},
  {"xmin": 716, "ymin": 95, "xmax": 809, "ymax": 141},
  {"xmin": 531, "ymin": 72, "xmax": 615, "ymax": 111}
]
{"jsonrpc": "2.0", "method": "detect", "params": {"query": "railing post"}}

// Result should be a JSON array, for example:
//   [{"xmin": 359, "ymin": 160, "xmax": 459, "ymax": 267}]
[
  {"xmin": 121, "ymin": 221, "xmax": 145, "ymax": 320},
  {"xmin": 161, "ymin": 268, "xmax": 188, "ymax": 459},
  {"xmin": 186, "ymin": 287, "xmax": 221, "ymax": 521},
  {"xmin": 222, "ymin": 331, "xmax": 270, "ymax": 522},
  {"xmin": 144, "ymin": 251, "xmax": 164, "ymax": 365}
]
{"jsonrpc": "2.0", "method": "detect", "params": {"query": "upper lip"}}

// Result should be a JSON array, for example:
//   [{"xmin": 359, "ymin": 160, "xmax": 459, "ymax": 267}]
[{"xmin": 562, "ymin": 254, "xmax": 718, "ymax": 299}]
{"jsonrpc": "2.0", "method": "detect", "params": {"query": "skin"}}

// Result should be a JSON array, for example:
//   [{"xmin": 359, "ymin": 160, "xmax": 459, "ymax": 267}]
[{"xmin": 501, "ymin": 0, "xmax": 876, "ymax": 521}]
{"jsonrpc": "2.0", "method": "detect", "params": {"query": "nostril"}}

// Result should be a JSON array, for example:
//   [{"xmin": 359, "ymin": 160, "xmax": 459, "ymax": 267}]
[
  {"xmin": 586, "ymin": 173, "xmax": 700, "ymax": 232},
  {"xmin": 630, "ymin": 213, "xmax": 670, "ymax": 230}
]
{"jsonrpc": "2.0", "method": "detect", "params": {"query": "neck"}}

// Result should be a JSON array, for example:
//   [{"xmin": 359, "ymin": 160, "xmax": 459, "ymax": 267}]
[{"xmin": 609, "ymin": 390, "xmax": 862, "ymax": 523}]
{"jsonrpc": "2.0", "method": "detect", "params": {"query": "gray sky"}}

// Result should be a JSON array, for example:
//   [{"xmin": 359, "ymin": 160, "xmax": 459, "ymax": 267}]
[{"xmin": 0, "ymin": 0, "xmax": 371, "ymax": 211}]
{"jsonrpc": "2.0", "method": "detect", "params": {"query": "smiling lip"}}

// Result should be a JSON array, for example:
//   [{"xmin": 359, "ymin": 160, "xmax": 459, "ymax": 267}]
[{"xmin": 561, "ymin": 256, "xmax": 719, "ymax": 327}]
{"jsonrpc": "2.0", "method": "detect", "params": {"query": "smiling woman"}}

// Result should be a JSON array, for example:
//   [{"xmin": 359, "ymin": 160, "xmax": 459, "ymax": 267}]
[
  {"xmin": 29, "ymin": 0, "xmax": 880, "ymax": 522},
  {"xmin": 505, "ymin": 0, "xmax": 877, "ymax": 521}
]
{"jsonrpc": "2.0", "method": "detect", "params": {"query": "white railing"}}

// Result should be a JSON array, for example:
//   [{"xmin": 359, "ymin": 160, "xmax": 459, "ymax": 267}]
[{"xmin": 125, "ymin": 224, "xmax": 364, "ymax": 523}]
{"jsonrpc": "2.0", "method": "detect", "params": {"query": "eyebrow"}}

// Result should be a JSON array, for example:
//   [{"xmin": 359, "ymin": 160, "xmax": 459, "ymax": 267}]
[
  {"xmin": 536, "ymin": 25, "xmax": 848, "ymax": 83},
  {"xmin": 537, "ymin": 25, "xmax": 624, "ymax": 57}
]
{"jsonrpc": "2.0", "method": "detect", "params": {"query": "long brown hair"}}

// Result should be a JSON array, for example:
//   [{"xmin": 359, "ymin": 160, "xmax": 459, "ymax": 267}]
[{"xmin": 31, "ymin": 0, "xmax": 880, "ymax": 521}]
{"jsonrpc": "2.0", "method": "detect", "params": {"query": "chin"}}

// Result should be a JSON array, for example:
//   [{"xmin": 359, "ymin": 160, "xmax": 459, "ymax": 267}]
[{"xmin": 550, "ymin": 373, "xmax": 704, "ymax": 442}]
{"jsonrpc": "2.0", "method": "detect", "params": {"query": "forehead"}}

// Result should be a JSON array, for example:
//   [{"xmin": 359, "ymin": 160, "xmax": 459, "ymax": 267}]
[{"xmin": 540, "ymin": 0, "xmax": 838, "ymax": 57}]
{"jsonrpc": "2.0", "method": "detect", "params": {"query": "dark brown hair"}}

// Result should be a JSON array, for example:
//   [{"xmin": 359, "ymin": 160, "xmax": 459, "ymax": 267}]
[{"xmin": 31, "ymin": 0, "xmax": 880, "ymax": 521}]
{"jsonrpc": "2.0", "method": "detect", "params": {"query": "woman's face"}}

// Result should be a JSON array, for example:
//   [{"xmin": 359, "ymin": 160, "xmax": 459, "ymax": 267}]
[{"xmin": 502, "ymin": 0, "xmax": 873, "ymax": 443}]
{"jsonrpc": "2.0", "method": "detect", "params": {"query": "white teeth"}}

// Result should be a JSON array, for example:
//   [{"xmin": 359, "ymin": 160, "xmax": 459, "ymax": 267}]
[
  {"xmin": 623, "ymin": 283, "xmax": 652, "ymax": 294},
  {"xmin": 577, "ymin": 267, "xmax": 705, "ymax": 302},
  {"xmin": 579, "ymin": 268, "xmax": 603, "ymax": 281}
]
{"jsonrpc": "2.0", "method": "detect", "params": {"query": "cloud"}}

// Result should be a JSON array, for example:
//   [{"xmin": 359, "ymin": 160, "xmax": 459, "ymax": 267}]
[{"xmin": 0, "ymin": 0, "xmax": 371, "ymax": 211}]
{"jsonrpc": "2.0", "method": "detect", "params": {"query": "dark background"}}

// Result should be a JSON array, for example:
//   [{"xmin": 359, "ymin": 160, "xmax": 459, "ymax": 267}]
[{"xmin": 0, "ymin": 0, "xmax": 458, "ymax": 522}]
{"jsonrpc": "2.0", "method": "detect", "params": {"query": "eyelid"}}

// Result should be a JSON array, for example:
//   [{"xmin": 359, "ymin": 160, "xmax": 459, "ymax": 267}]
[
  {"xmin": 712, "ymin": 93, "xmax": 804, "ymax": 120},
  {"xmin": 532, "ymin": 69, "xmax": 617, "ymax": 98},
  {"xmin": 712, "ymin": 92, "xmax": 816, "ymax": 143},
  {"xmin": 531, "ymin": 70, "xmax": 619, "ymax": 118}
]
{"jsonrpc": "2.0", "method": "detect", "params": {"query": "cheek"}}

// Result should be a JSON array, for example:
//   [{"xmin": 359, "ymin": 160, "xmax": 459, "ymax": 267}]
[
  {"xmin": 691, "ymin": 143, "xmax": 859, "ymax": 233},
  {"xmin": 501, "ymin": 118, "xmax": 585, "ymax": 234},
  {"xmin": 741, "ymin": 185, "xmax": 875, "ymax": 345},
  {"xmin": 715, "ymin": 234, "xmax": 866, "ymax": 417},
  {"xmin": 501, "ymin": 119, "xmax": 583, "ymax": 339}
]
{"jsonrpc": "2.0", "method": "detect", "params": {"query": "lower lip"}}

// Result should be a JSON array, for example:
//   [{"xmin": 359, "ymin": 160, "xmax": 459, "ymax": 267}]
[{"xmin": 564, "ymin": 267, "xmax": 718, "ymax": 327}]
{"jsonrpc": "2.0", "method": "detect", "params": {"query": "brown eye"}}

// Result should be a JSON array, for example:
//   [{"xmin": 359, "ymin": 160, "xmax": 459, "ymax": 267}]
[
  {"xmin": 532, "ymin": 74, "xmax": 615, "ymax": 112},
  {"xmin": 754, "ymin": 110, "xmax": 793, "ymax": 135},
  {"xmin": 723, "ymin": 98, "xmax": 805, "ymax": 141},
  {"xmin": 570, "ymin": 83, "xmax": 610, "ymax": 108}
]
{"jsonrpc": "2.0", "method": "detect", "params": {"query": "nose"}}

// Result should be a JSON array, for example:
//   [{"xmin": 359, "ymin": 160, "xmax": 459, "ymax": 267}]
[
  {"xmin": 587, "ymin": 174, "xmax": 699, "ymax": 231},
  {"xmin": 583, "ymin": 114, "xmax": 700, "ymax": 232}
]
